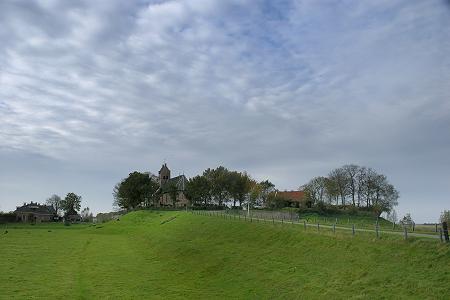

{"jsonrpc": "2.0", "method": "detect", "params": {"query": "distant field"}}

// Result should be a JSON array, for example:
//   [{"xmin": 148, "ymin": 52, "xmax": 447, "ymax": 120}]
[{"xmin": 1, "ymin": 211, "xmax": 449, "ymax": 299}]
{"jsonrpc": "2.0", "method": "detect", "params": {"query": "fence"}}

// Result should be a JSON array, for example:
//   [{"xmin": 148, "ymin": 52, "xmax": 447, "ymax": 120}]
[{"xmin": 190, "ymin": 210, "xmax": 448, "ymax": 243}]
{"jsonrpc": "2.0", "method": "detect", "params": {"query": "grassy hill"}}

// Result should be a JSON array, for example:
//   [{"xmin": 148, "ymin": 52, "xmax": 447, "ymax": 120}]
[{"xmin": 1, "ymin": 211, "xmax": 449, "ymax": 299}]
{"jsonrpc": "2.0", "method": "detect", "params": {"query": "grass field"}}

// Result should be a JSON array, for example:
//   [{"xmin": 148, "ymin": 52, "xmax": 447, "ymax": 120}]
[{"xmin": 1, "ymin": 211, "xmax": 449, "ymax": 299}]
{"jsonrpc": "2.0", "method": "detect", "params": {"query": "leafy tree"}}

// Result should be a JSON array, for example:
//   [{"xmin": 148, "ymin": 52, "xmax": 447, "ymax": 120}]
[
  {"xmin": 259, "ymin": 180, "xmax": 275, "ymax": 207},
  {"xmin": 81, "ymin": 207, "xmax": 93, "ymax": 222},
  {"xmin": 440, "ymin": 210, "xmax": 450, "ymax": 224},
  {"xmin": 228, "ymin": 171, "xmax": 251, "ymax": 207},
  {"xmin": 113, "ymin": 172, "xmax": 159, "ymax": 210},
  {"xmin": 400, "ymin": 213, "xmax": 413, "ymax": 226},
  {"xmin": 266, "ymin": 194, "xmax": 290, "ymax": 209},
  {"xmin": 62, "ymin": 193, "xmax": 82, "ymax": 214},
  {"xmin": 167, "ymin": 182, "xmax": 179, "ymax": 207},
  {"xmin": 46, "ymin": 194, "xmax": 62, "ymax": 216},
  {"xmin": 185, "ymin": 175, "xmax": 211, "ymax": 206},
  {"xmin": 203, "ymin": 166, "xmax": 231, "ymax": 207},
  {"xmin": 248, "ymin": 179, "xmax": 261, "ymax": 207}
]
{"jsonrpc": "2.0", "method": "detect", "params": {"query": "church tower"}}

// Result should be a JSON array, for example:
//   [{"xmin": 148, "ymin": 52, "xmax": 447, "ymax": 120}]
[{"xmin": 159, "ymin": 163, "xmax": 171, "ymax": 186}]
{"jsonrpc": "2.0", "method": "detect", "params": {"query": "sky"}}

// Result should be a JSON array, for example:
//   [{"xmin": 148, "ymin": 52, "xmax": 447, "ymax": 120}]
[{"xmin": 0, "ymin": 0, "xmax": 449, "ymax": 222}]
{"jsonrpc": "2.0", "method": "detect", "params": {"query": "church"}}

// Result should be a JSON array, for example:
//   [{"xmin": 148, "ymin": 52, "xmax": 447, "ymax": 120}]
[{"xmin": 156, "ymin": 163, "xmax": 189, "ymax": 208}]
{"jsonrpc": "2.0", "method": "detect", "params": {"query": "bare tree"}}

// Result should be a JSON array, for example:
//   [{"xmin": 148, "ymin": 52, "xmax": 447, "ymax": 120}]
[
  {"xmin": 342, "ymin": 164, "xmax": 359, "ymax": 206},
  {"xmin": 386, "ymin": 209, "xmax": 398, "ymax": 224},
  {"xmin": 46, "ymin": 194, "xmax": 62, "ymax": 216},
  {"xmin": 303, "ymin": 176, "xmax": 327, "ymax": 205},
  {"xmin": 328, "ymin": 167, "xmax": 349, "ymax": 205}
]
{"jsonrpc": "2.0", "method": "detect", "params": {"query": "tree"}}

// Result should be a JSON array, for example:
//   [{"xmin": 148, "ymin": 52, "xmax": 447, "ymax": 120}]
[
  {"xmin": 342, "ymin": 164, "xmax": 359, "ymax": 206},
  {"xmin": 259, "ymin": 180, "xmax": 275, "ymax": 207},
  {"xmin": 167, "ymin": 182, "xmax": 179, "ymax": 207},
  {"xmin": 355, "ymin": 167, "xmax": 367, "ymax": 207},
  {"xmin": 440, "ymin": 210, "xmax": 450, "ymax": 224},
  {"xmin": 62, "ymin": 193, "xmax": 82, "ymax": 214},
  {"xmin": 302, "ymin": 176, "xmax": 327, "ymax": 206},
  {"xmin": 400, "ymin": 213, "xmax": 413, "ymax": 226},
  {"xmin": 228, "ymin": 171, "xmax": 251, "ymax": 207},
  {"xmin": 328, "ymin": 167, "xmax": 349, "ymax": 205},
  {"xmin": 248, "ymin": 179, "xmax": 261, "ymax": 207},
  {"xmin": 81, "ymin": 207, "xmax": 93, "ymax": 222},
  {"xmin": 113, "ymin": 172, "xmax": 159, "ymax": 210},
  {"xmin": 324, "ymin": 177, "xmax": 339, "ymax": 205},
  {"xmin": 203, "ymin": 166, "xmax": 231, "ymax": 207},
  {"xmin": 266, "ymin": 194, "xmax": 290, "ymax": 209},
  {"xmin": 185, "ymin": 175, "xmax": 211, "ymax": 206},
  {"xmin": 46, "ymin": 194, "xmax": 62, "ymax": 216},
  {"xmin": 302, "ymin": 163, "xmax": 399, "ymax": 213},
  {"xmin": 386, "ymin": 209, "xmax": 398, "ymax": 224}
]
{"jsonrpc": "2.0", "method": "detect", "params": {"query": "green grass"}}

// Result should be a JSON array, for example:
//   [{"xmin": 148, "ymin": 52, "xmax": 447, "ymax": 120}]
[
  {"xmin": 1, "ymin": 211, "xmax": 449, "ymax": 299},
  {"xmin": 295, "ymin": 212, "xmax": 439, "ymax": 235}
]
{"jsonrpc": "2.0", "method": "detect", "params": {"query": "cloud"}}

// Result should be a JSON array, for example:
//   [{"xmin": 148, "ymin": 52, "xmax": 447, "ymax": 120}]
[{"xmin": 0, "ymin": 0, "xmax": 449, "ymax": 221}]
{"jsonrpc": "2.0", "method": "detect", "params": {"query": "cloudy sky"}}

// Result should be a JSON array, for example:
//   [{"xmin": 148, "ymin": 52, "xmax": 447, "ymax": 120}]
[{"xmin": 1, "ymin": 0, "xmax": 449, "ymax": 222}]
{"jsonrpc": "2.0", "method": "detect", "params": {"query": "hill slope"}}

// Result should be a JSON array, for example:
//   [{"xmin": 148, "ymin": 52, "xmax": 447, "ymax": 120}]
[{"xmin": 1, "ymin": 211, "xmax": 449, "ymax": 299}]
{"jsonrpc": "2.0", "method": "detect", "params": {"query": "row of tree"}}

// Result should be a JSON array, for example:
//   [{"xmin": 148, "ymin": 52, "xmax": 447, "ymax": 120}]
[
  {"xmin": 302, "ymin": 164, "xmax": 399, "ymax": 215},
  {"xmin": 113, "ymin": 164, "xmax": 400, "ymax": 215},
  {"xmin": 46, "ymin": 192, "xmax": 92, "ymax": 220},
  {"xmin": 113, "ymin": 167, "xmax": 280, "ymax": 210},
  {"xmin": 185, "ymin": 166, "xmax": 277, "ymax": 208}
]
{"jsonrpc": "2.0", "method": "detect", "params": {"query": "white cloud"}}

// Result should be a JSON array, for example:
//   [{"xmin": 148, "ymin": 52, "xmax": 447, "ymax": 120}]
[{"xmin": 0, "ymin": 0, "xmax": 449, "ymax": 221}]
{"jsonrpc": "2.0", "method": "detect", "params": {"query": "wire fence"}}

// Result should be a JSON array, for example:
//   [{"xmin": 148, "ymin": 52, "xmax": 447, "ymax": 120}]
[{"xmin": 190, "ymin": 210, "xmax": 450, "ymax": 243}]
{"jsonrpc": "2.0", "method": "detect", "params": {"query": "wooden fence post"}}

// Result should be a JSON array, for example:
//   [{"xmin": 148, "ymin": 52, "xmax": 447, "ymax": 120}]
[
  {"xmin": 376, "ymin": 225, "xmax": 379, "ymax": 239},
  {"xmin": 304, "ymin": 220, "xmax": 306, "ymax": 230},
  {"xmin": 435, "ymin": 223, "xmax": 438, "ymax": 233},
  {"xmin": 352, "ymin": 224, "xmax": 355, "ymax": 236},
  {"xmin": 333, "ymin": 223, "xmax": 336, "ymax": 234},
  {"xmin": 439, "ymin": 228, "xmax": 443, "ymax": 242},
  {"xmin": 443, "ymin": 222, "xmax": 449, "ymax": 243},
  {"xmin": 317, "ymin": 223, "xmax": 320, "ymax": 231},
  {"xmin": 404, "ymin": 227, "xmax": 408, "ymax": 240},
  {"xmin": 412, "ymin": 222, "xmax": 415, "ymax": 232}
]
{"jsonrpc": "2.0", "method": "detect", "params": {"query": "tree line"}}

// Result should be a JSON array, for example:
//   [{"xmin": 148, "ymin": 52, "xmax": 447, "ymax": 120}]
[
  {"xmin": 46, "ymin": 192, "xmax": 92, "ymax": 221},
  {"xmin": 113, "ymin": 167, "xmax": 279, "ymax": 210},
  {"xmin": 302, "ymin": 164, "xmax": 399, "ymax": 215},
  {"xmin": 113, "ymin": 164, "xmax": 400, "ymax": 216},
  {"xmin": 185, "ymin": 166, "xmax": 278, "ymax": 208}
]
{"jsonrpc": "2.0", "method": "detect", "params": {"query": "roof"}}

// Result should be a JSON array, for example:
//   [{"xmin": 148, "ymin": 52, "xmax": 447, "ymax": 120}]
[
  {"xmin": 159, "ymin": 163, "xmax": 170, "ymax": 174},
  {"xmin": 14, "ymin": 202, "xmax": 55, "ymax": 215},
  {"xmin": 160, "ymin": 175, "xmax": 187, "ymax": 192},
  {"xmin": 277, "ymin": 191, "xmax": 304, "ymax": 202}
]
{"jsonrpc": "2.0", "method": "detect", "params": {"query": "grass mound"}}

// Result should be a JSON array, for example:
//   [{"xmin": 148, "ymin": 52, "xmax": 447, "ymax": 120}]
[{"xmin": 1, "ymin": 211, "xmax": 449, "ymax": 299}]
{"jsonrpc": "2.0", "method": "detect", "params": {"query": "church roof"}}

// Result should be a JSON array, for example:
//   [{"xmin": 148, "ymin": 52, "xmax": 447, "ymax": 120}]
[{"xmin": 160, "ymin": 175, "xmax": 187, "ymax": 192}]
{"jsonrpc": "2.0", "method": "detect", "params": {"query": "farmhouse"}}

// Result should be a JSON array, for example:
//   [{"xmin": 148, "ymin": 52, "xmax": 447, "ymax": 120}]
[
  {"xmin": 156, "ymin": 163, "xmax": 189, "ymax": 208},
  {"xmin": 14, "ymin": 202, "xmax": 56, "ymax": 223},
  {"xmin": 276, "ymin": 190, "xmax": 305, "ymax": 207}
]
